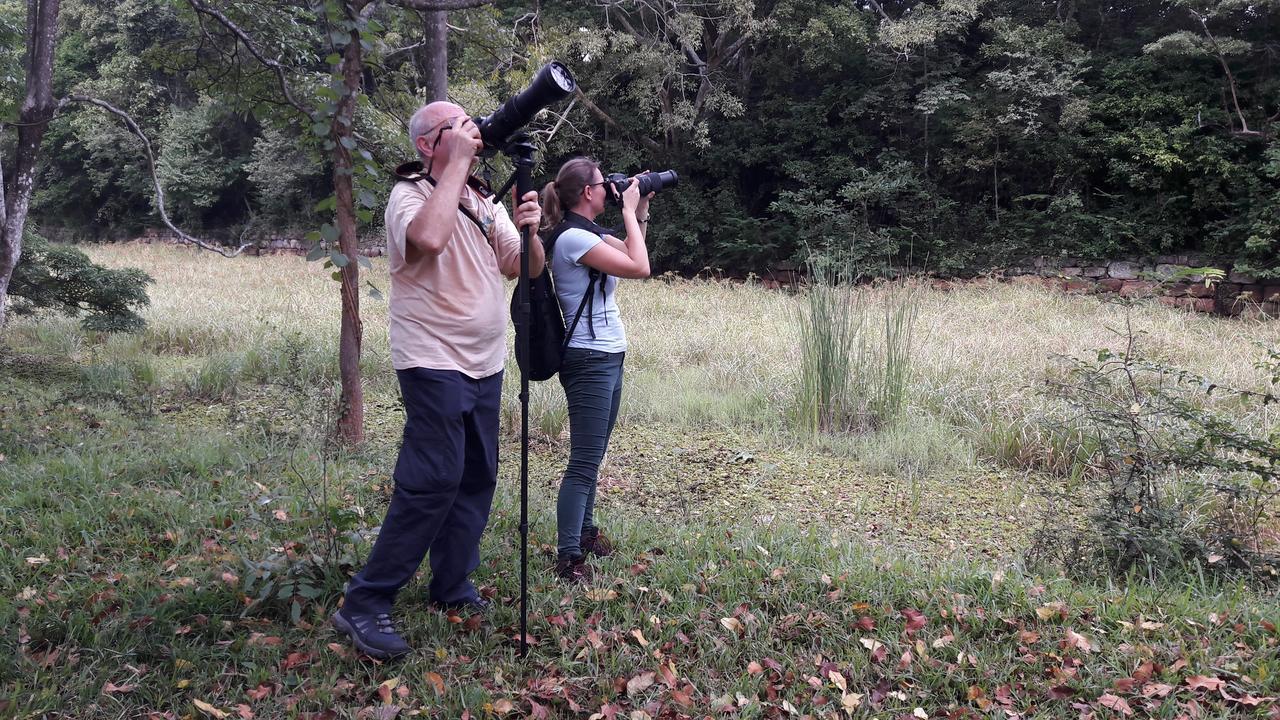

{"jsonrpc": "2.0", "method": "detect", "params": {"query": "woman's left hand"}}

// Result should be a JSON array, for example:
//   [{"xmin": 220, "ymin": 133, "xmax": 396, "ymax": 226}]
[{"xmin": 635, "ymin": 170, "xmax": 655, "ymax": 216}]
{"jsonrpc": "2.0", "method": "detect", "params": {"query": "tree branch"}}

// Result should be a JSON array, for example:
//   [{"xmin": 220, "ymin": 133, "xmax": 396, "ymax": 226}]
[
  {"xmin": 573, "ymin": 88, "xmax": 661, "ymax": 152},
  {"xmin": 864, "ymin": 0, "xmax": 893, "ymax": 23},
  {"xmin": 62, "ymin": 94, "xmax": 251, "ymax": 257},
  {"xmin": 185, "ymin": 0, "xmax": 312, "ymax": 116},
  {"xmin": 1193, "ymin": 11, "xmax": 1260, "ymax": 136},
  {"xmin": 386, "ymin": 0, "xmax": 491, "ymax": 10}
]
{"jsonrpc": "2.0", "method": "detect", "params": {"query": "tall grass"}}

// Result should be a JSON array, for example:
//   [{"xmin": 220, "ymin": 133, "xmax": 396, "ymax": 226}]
[
  {"xmin": 44, "ymin": 245, "xmax": 1280, "ymax": 481},
  {"xmin": 795, "ymin": 264, "xmax": 921, "ymax": 434}
]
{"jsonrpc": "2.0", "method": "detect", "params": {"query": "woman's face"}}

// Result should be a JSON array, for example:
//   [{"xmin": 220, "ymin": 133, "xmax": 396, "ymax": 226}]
[{"xmin": 581, "ymin": 168, "xmax": 607, "ymax": 216}]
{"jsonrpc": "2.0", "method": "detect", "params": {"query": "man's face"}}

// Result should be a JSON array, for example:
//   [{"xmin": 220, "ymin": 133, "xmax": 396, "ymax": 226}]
[{"xmin": 416, "ymin": 105, "xmax": 474, "ymax": 168}]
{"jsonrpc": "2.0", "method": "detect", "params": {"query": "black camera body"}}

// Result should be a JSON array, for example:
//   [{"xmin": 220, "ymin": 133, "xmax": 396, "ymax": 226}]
[
  {"xmin": 605, "ymin": 170, "xmax": 679, "ymax": 206},
  {"xmin": 473, "ymin": 62, "xmax": 576, "ymax": 155}
]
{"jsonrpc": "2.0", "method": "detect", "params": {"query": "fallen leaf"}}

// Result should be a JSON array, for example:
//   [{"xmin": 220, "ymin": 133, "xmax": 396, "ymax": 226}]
[
  {"xmin": 932, "ymin": 632, "xmax": 955, "ymax": 649},
  {"xmin": 720, "ymin": 617, "xmax": 743, "ymax": 635},
  {"xmin": 841, "ymin": 693, "xmax": 863, "ymax": 712},
  {"xmin": 584, "ymin": 589, "xmax": 618, "ymax": 602},
  {"xmin": 25, "ymin": 555, "xmax": 49, "ymax": 566},
  {"xmin": 1186, "ymin": 675, "xmax": 1224, "ymax": 692},
  {"xmin": 193, "ymin": 700, "xmax": 230, "ymax": 719},
  {"xmin": 236, "ymin": 705, "xmax": 254, "ymax": 720},
  {"xmin": 1064, "ymin": 629, "xmax": 1095, "ymax": 653},
  {"xmin": 902, "ymin": 608, "xmax": 928, "ymax": 634},
  {"xmin": 828, "ymin": 670, "xmax": 847, "ymax": 693},
  {"xmin": 1036, "ymin": 603, "xmax": 1066, "ymax": 621},
  {"xmin": 747, "ymin": 661, "xmax": 764, "ymax": 676},
  {"xmin": 103, "ymin": 681, "xmax": 137, "ymax": 694},
  {"xmin": 626, "ymin": 672, "xmax": 655, "ymax": 696},
  {"xmin": 913, "ymin": 709, "xmax": 928, "ymax": 719},
  {"xmin": 1141, "ymin": 683, "xmax": 1174, "ymax": 698},
  {"xmin": 491, "ymin": 699, "xmax": 515, "ymax": 715},
  {"xmin": 1098, "ymin": 693, "xmax": 1133, "ymax": 716},
  {"xmin": 424, "ymin": 671, "xmax": 444, "ymax": 695},
  {"xmin": 630, "ymin": 629, "xmax": 648, "ymax": 647}
]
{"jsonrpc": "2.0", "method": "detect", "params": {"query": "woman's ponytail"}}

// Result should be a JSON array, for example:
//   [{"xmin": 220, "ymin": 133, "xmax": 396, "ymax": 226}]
[
  {"xmin": 540, "ymin": 157, "xmax": 600, "ymax": 233},
  {"xmin": 540, "ymin": 180, "xmax": 563, "ymax": 231}
]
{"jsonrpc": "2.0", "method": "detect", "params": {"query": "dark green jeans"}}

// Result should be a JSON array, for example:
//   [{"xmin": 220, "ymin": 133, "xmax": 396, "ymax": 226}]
[{"xmin": 556, "ymin": 347, "xmax": 625, "ymax": 559}]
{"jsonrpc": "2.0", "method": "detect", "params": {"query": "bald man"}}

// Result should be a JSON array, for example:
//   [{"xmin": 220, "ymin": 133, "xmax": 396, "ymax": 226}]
[{"xmin": 333, "ymin": 102, "xmax": 545, "ymax": 659}]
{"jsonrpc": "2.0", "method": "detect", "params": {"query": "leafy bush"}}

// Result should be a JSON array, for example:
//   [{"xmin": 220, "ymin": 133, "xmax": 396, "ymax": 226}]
[
  {"xmin": 1030, "ymin": 310, "xmax": 1279, "ymax": 584},
  {"xmin": 8, "ymin": 232, "xmax": 153, "ymax": 332}
]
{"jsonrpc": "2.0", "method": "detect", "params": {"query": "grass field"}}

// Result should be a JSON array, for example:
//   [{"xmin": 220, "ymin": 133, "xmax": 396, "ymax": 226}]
[{"xmin": 2, "ymin": 244, "xmax": 1278, "ymax": 718}]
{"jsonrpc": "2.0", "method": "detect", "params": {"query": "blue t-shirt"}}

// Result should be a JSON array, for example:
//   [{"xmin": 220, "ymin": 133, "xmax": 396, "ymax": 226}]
[{"xmin": 550, "ymin": 227, "xmax": 626, "ymax": 352}]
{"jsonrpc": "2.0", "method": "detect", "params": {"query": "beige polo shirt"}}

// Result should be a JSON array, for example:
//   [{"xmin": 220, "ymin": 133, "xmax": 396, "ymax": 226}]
[{"xmin": 385, "ymin": 178, "xmax": 521, "ymax": 378}]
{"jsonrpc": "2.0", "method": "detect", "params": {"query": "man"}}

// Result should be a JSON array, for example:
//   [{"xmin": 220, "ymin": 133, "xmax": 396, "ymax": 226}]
[{"xmin": 332, "ymin": 101, "xmax": 544, "ymax": 659}]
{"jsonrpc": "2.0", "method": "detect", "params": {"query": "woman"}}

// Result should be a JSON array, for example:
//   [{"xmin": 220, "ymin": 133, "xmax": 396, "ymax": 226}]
[{"xmin": 539, "ymin": 157, "xmax": 653, "ymax": 582}]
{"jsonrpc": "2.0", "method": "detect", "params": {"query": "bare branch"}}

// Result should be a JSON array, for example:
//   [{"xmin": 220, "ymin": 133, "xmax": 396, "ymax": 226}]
[
  {"xmin": 573, "ymin": 88, "xmax": 661, "ymax": 152},
  {"xmin": 185, "ymin": 0, "xmax": 312, "ymax": 116},
  {"xmin": 386, "ymin": 0, "xmax": 491, "ymax": 10},
  {"xmin": 1193, "ymin": 11, "xmax": 1261, "ymax": 137},
  {"xmin": 62, "ymin": 94, "xmax": 251, "ymax": 257},
  {"xmin": 864, "ymin": 0, "xmax": 893, "ymax": 23},
  {"xmin": 384, "ymin": 39, "xmax": 429, "ymax": 68}
]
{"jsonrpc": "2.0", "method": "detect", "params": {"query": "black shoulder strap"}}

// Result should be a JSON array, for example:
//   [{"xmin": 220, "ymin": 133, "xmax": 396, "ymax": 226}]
[
  {"xmin": 393, "ymin": 160, "xmax": 488, "ymax": 237},
  {"xmin": 562, "ymin": 272, "xmax": 596, "ymax": 353}
]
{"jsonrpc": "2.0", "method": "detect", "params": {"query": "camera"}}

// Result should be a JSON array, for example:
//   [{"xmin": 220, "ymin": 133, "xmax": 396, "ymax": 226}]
[
  {"xmin": 604, "ymin": 170, "xmax": 679, "ymax": 206},
  {"xmin": 473, "ymin": 62, "xmax": 576, "ymax": 154}
]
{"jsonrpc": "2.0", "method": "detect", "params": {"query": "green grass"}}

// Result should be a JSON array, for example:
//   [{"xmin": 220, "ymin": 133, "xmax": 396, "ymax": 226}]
[{"xmin": 2, "ymin": 245, "xmax": 1279, "ymax": 717}]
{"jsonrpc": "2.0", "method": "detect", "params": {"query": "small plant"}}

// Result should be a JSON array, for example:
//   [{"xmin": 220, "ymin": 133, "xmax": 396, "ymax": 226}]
[{"xmin": 1031, "ymin": 306, "xmax": 1279, "ymax": 583}]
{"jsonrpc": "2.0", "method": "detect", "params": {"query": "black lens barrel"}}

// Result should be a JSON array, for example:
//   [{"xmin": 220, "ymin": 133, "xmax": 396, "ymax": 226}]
[{"xmin": 476, "ymin": 62, "xmax": 577, "ymax": 149}]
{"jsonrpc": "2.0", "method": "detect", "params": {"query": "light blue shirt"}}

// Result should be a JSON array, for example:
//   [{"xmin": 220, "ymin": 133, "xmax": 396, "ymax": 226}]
[{"xmin": 550, "ymin": 227, "xmax": 626, "ymax": 352}]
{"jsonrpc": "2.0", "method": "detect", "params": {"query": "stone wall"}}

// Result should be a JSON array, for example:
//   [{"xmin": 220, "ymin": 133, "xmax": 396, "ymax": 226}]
[
  {"xmin": 132, "ymin": 228, "xmax": 386, "ymax": 257},
  {"xmin": 998, "ymin": 254, "xmax": 1278, "ymax": 319}
]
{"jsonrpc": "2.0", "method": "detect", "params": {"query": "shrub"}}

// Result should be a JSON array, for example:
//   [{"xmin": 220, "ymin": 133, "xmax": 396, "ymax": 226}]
[
  {"xmin": 8, "ymin": 232, "xmax": 152, "ymax": 332},
  {"xmin": 1030, "ymin": 309, "xmax": 1279, "ymax": 584}
]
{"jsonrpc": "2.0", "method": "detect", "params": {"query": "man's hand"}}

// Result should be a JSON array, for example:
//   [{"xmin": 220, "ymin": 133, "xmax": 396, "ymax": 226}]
[
  {"xmin": 442, "ymin": 115, "xmax": 483, "ymax": 169},
  {"xmin": 512, "ymin": 190, "xmax": 541, "ymax": 232}
]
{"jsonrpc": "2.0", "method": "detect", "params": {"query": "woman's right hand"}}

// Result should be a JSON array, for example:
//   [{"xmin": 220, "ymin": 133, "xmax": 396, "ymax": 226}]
[{"xmin": 620, "ymin": 176, "xmax": 642, "ymax": 213}]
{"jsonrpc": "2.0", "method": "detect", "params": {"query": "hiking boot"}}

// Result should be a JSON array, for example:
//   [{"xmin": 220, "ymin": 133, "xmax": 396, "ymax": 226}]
[
  {"xmin": 431, "ymin": 596, "xmax": 492, "ymax": 614},
  {"xmin": 555, "ymin": 554, "xmax": 593, "ymax": 583},
  {"xmin": 331, "ymin": 608, "xmax": 411, "ymax": 660},
  {"xmin": 580, "ymin": 527, "xmax": 614, "ymax": 557}
]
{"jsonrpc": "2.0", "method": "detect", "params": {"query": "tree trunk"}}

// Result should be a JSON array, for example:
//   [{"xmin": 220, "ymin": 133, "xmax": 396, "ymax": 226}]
[
  {"xmin": 421, "ymin": 10, "xmax": 449, "ymax": 100},
  {"xmin": 334, "ymin": 20, "xmax": 366, "ymax": 445},
  {"xmin": 0, "ymin": 0, "xmax": 61, "ymax": 328}
]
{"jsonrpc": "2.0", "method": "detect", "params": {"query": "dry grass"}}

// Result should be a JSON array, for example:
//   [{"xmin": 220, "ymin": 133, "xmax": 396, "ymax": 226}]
[{"xmin": 69, "ymin": 243, "xmax": 1279, "ymax": 433}]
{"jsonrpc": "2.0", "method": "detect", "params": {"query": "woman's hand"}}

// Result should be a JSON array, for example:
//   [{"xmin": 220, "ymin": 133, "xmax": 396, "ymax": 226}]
[
  {"xmin": 635, "ymin": 170, "xmax": 655, "ymax": 218},
  {"xmin": 620, "ymin": 175, "xmax": 642, "ymax": 214}
]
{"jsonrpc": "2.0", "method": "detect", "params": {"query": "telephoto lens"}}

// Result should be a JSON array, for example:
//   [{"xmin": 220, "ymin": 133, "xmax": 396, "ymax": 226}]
[
  {"xmin": 604, "ymin": 169, "xmax": 679, "ymax": 205},
  {"xmin": 473, "ymin": 62, "xmax": 576, "ymax": 152}
]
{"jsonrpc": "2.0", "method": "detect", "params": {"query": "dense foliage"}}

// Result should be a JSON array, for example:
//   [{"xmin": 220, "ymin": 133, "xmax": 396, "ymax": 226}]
[
  {"xmin": 16, "ymin": 0, "xmax": 1280, "ymax": 276},
  {"xmin": 8, "ymin": 231, "xmax": 152, "ymax": 331}
]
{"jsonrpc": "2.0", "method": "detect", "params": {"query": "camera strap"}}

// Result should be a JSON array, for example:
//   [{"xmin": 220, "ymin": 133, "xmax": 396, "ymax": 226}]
[
  {"xmin": 545, "ymin": 211, "xmax": 612, "ymax": 341},
  {"xmin": 392, "ymin": 160, "xmax": 493, "ymax": 239}
]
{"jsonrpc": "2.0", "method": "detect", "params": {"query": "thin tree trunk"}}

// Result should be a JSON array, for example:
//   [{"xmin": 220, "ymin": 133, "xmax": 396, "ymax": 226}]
[
  {"xmin": 334, "ymin": 19, "xmax": 366, "ymax": 445},
  {"xmin": 0, "ymin": 0, "xmax": 61, "ymax": 328},
  {"xmin": 422, "ymin": 10, "xmax": 448, "ymax": 100}
]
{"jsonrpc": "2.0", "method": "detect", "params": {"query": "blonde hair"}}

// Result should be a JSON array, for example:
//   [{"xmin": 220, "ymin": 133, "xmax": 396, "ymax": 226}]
[{"xmin": 540, "ymin": 157, "xmax": 600, "ymax": 230}]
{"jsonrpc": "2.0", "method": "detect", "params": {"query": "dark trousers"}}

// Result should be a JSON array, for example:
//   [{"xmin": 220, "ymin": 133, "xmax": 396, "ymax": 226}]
[
  {"xmin": 556, "ymin": 348, "xmax": 625, "ymax": 558},
  {"xmin": 344, "ymin": 367, "xmax": 501, "ymax": 614}
]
